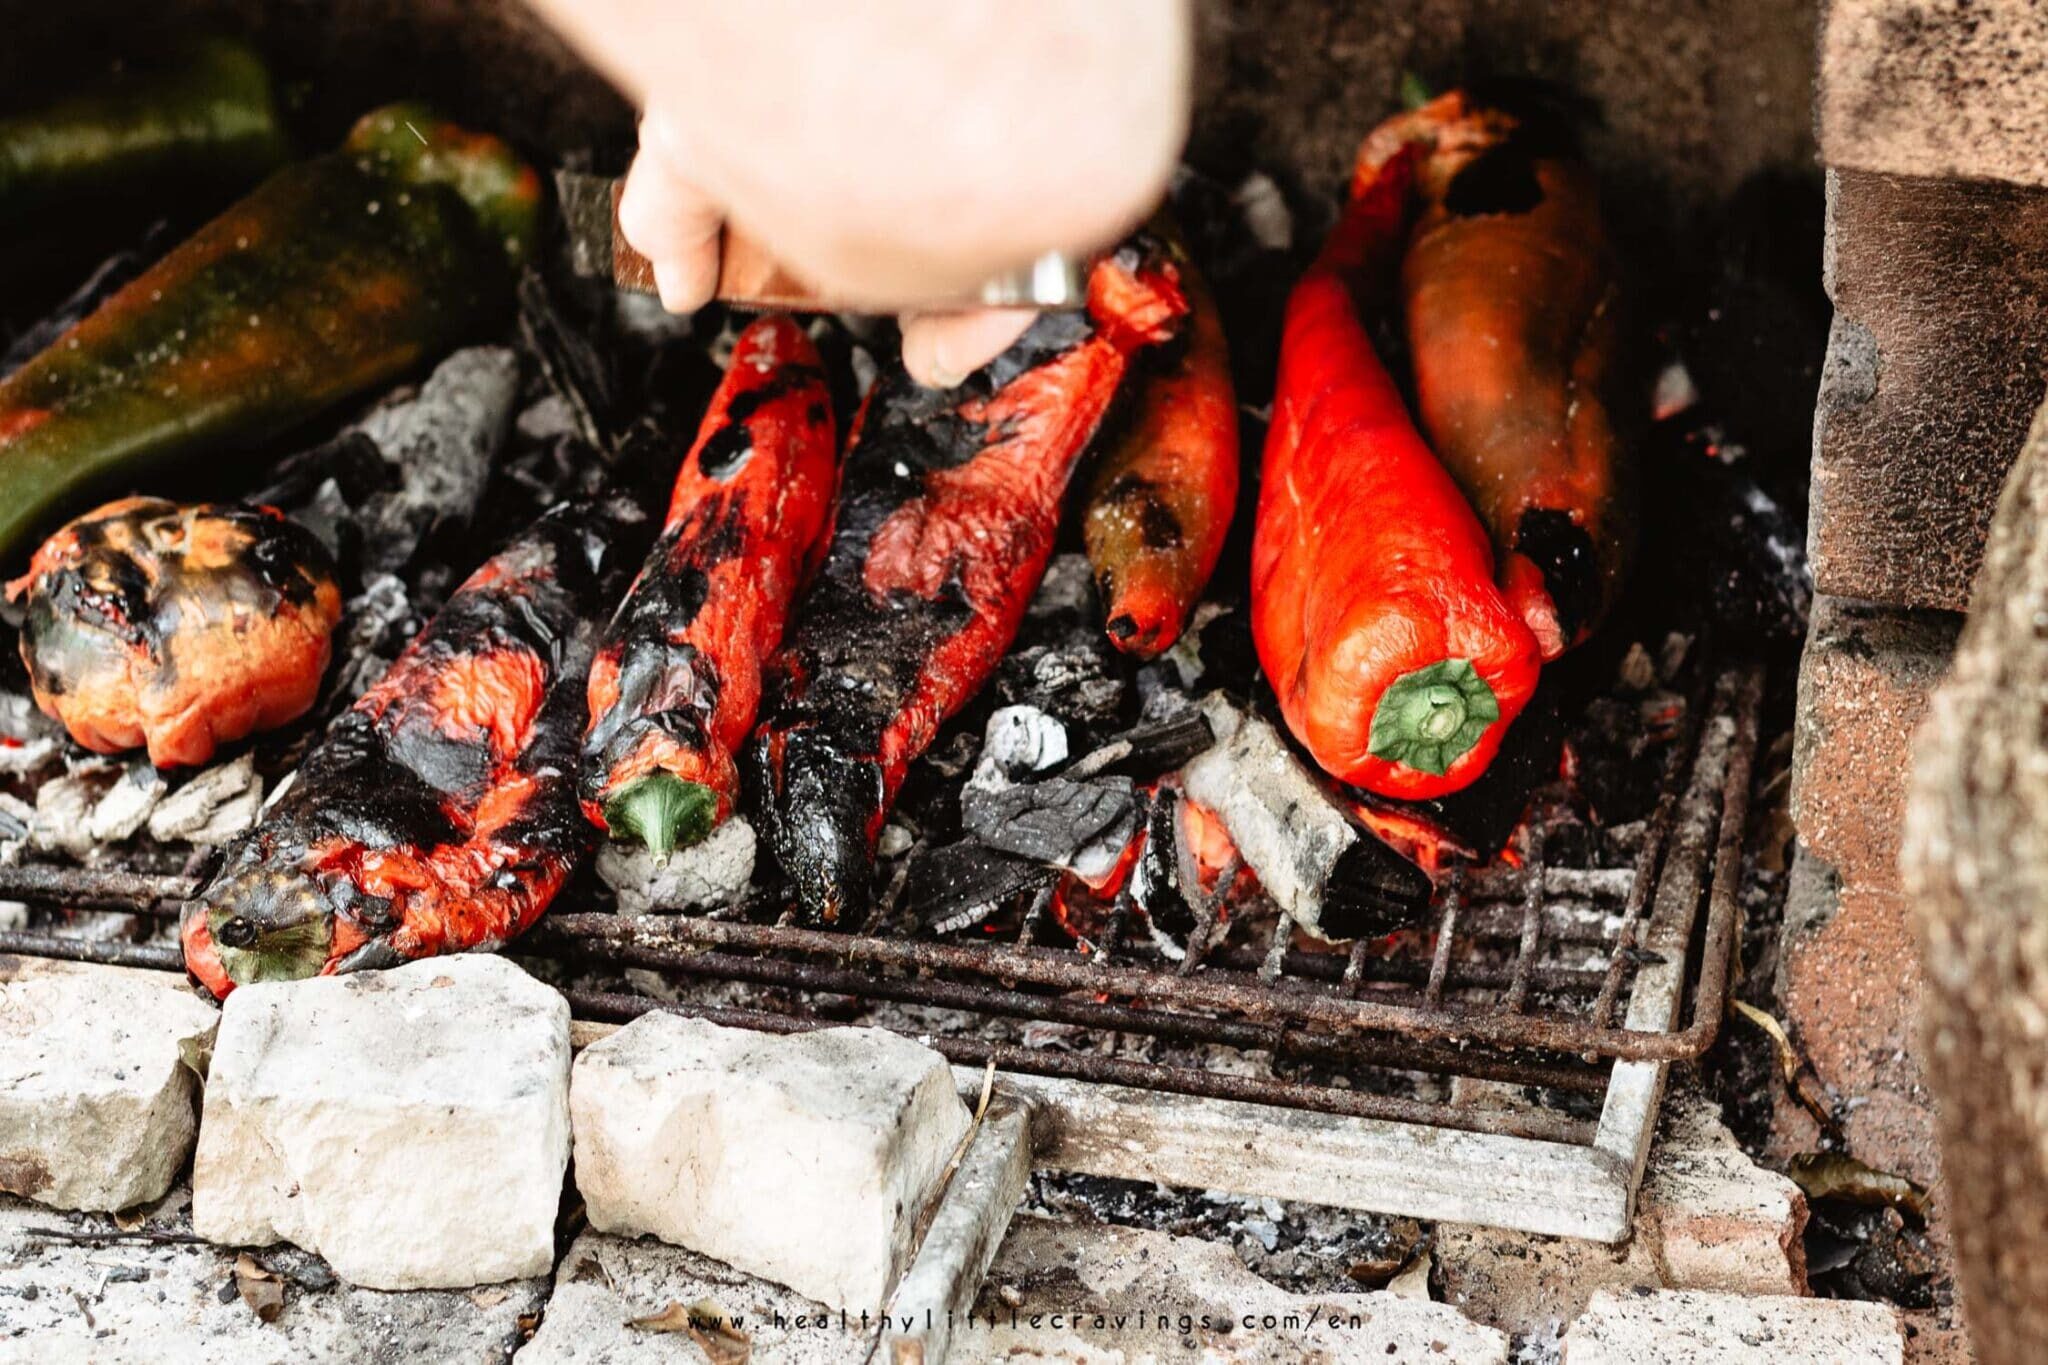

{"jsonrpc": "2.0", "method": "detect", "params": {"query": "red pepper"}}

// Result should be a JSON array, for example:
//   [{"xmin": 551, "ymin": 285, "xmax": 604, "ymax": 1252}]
[
  {"xmin": 582, "ymin": 316, "xmax": 837, "ymax": 856},
  {"xmin": 181, "ymin": 492, "xmax": 653, "ymax": 998},
  {"xmin": 1081, "ymin": 235, "xmax": 1238, "ymax": 660},
  {"xmin": 1252, "ymin": 144, "xmax": 1542, "ymax": 801},
  {"xmin": 10, "ymin": 497, "xmax": 341, "ymax": 767},
  {"xmin": 757, "ymin": 241, "xmax": 1189, "ymax": 927},
  {"xmin": 1369, "ymin": 91, "xmax": 1632, "ymax": 657}
]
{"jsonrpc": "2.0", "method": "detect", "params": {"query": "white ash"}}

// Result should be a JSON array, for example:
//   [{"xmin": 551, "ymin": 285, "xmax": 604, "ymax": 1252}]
[
  {"xmin": 147, "ymin": 754, "xmax": 263, "ymax": 845},
  {"xmin": 1157, "ymin": 600, "xmax": 1231, "ymax": 691},
  {"xmin": 0, "ymin": 694, "xmax": 62, "ymax": 777},
  {"xmin": 599, "ymin": 816, "xmax": 757, "ymax": 914},
  {"xmin": 32, "ymin": 761, "xmax": 166, "ymax": 857},
  {"xmin": 966, "ymin": 705, "xmax": 1069, "ymax": 790},
  {"xmin": 1232, "ymin": 170, "xmax": 1295, "ymax": 251},
  {"xmin": 513, "ymin": 392, "xmax": 580, "ymax": 445},
  {"xmin": 1027, "ymin": 552, "xmax": 1098, "ymax": 619}
]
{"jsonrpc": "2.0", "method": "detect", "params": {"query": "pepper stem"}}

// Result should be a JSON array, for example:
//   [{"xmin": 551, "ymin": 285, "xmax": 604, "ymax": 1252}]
[
  {"xmin": 604, "ymin": 775, "xmax": 718, "ymax": 859},
  {"xmin": 207, "ymin": 906, "xmax": 331, "ymax": 986},
  {"xmin": 1368, "ymin": 659, "xmax": 1500, "ymax": 776}
]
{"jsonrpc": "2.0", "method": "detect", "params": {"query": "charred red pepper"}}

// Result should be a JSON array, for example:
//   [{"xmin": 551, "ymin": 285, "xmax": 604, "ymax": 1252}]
[
  {"xmin": 1080, "ymin": 235, "xmax": 1238, "ymax": 660},
  {"xmin": 1373, "ymin": 91, "xmax": 1632, "ymax": 656},
  {"xmin": 756, "ymin": 242, "xmax": 1189, "ymax": 927},
  {"xmin": 582, "ymin": 316, "xmax": 837, "ymax": 856},
  {"xmin": 181, "ymin": 491, "xmax": 654, "ymax": 997},
  {"xmin": 9, "ymin": 497, "xmax": 341, "ymax": 768},
  {"xmin": 0, "ymin": 102, "xmax": 540, "ymax": 571},
  {"xmin": 1252, "ymin": 143, "xmax": 1542, "ymax": 801}
]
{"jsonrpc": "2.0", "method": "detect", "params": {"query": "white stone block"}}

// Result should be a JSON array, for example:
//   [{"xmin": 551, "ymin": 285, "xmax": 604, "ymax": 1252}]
[
  {"xmin": 192, "ymin": 955, "xmax": 570, "ymax": 1290},
  {"xmin": 570, "ymin": 1016, "xmax": 968, "ymax": 1312},
  {"xmin": 0, "ymin": 958, "xmax": 218, "ymax": 1211},
  {"xmin": 1562, "ymin": 1289, "xmax": 1903, "ymax": 1364}
]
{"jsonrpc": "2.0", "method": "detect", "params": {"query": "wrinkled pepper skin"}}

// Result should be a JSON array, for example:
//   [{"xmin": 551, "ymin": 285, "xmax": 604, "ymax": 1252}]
[
  {"xmin": 182, "ymin": 492, "xmax": 654, "ymax": 998},
  {"xmin": 582, "ymin": 316, "xmax": 837, "ymax": 856},
  {"xmin": 757, "ymin": 243, "xmax": 1189, "ymax": 928},
  {"xmin": 0, "ymin": 102, "xmax": 541, "ymax": 572},
  {"xmin": 0, "ymin": 38, "xmax": 289, "ymax": 227},
  {"xmin": 1252, "ymin": 145, "xmax": 1542, "ymax": 801},
  {"xmin": 1081, "ymin": 238, "xmax": 1238, "ymax": 660},
  {"xmin": 1367, "ymin": 91, "xmax": 1632, "ymax": 657},
  {"xmin": 10, "ymin": 497, "xmax": 340, "ymax": 768}
]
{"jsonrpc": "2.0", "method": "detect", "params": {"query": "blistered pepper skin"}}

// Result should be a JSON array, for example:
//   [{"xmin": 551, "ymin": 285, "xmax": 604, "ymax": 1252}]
[
  {"xmin": 0, "ymin": 103, "xmax": 541, "ymax": 572},
  {"xmin": 1252, "ymin": 145, "xmax": 1542, "ymax": 801},
  {"xmin": 181, "ymin": 492, "xmax": 654, "ymax": 999},
  {"xmin": 1365, "ymin": 91, "xmax": 1632, "ymax": 657},
  {"xmin": 756, "ymin": 242, "xmax": 1190, "ymax": 928},
  {"xmin": 1081, "ymin": 238, "xmax": 1238, "ymax": 660},
  {"xmin": 582, "ymin": 316, "xmax": 838, "ymax": 855},
  {"xmin": 10, "ymin": 497, "xmax": 341, "ymax": 768}
]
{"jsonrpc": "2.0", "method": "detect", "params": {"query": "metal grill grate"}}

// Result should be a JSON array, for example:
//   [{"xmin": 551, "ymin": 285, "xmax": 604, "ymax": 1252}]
[{"xmin": 0, "ymin": 663, "xmax": 1761, "ymax": 1240}]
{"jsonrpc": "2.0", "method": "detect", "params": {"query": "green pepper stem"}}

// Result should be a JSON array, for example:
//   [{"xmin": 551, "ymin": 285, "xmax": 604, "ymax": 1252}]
[
  {"xmin": 1368, "ymin": 658, "xmax": 1501, "ymax": 776},
  {"xmin": 604, "ymin": 774, "xmax": 719, "ymax": 859}
]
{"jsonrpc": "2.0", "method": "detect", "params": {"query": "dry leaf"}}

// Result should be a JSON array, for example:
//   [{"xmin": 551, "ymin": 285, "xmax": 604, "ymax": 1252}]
[
  {"xmin": 629, "ymin": 1297, "xmax": 750, "ymax": 1364},
  {"xmin": 234, "ymin": 1252, "xmax": 284, "ymax": 1323},
  {"xmin": 1789, "ymin": 1153, "xmax": 1932, "ymax": 1219},
  {"xmin": 469, "ymin": 1285, "xmax": 510, "ymax": 1309},
  {"xmin": 111, "ymin": 1207, "xmax": 147, "ymax": 1233}
]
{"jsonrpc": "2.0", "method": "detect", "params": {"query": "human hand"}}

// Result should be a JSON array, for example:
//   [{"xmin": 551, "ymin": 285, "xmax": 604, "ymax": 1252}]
[{"xmin": 530, "ymin": 0, "xmax": 1191, "ymax": 386}]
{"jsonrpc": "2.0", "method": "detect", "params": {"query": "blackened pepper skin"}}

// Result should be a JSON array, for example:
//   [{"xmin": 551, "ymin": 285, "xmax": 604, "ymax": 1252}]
[
  {"xmin": 755, "ymin": 243, "xmax": 1190, "ymax": 928},
  {"xmin": 11, "ymin": 497, "xmax": 341, "ymax": 768},
  {"xmin": 582, "ymin": 316, "xmax": 837, "ymax": 856},
  {"xmin": 181, "ymin": 491, "xmax": 654, "ymax": 998}
]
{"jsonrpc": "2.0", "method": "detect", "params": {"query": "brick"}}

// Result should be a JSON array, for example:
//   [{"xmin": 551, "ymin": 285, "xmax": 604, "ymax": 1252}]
[
  {"xmin": 1562, "ymin": 1289, "xmax": 1903, "ymax": 1363},
  {"xmin": 1792, "ymin": 596, "xmax": 1960, "ymax": 885},
  {"xmin": 192, "ymin": 956, "xmax": 571, "ymax": 1290},
  {"xmin": 1810, "ymin": 170, "xmax": 2048, "ymax": 610},
  {"xmin": 0, "ymin": 957, "xmax": 218, "ymax": 1213},
  {"xmin": 1821, "ymin": 0, "xmax": 2048, "ymax": 189},
  {"xmin": 1640, "ymin": 1094, "xmax": 1810, "ymax": 1297},
  {"xmin": 569, "ymin": 1016, "xmax": 968, "ymax": 1313}
]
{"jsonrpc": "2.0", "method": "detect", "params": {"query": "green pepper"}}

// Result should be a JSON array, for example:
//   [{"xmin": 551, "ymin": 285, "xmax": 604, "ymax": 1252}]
[
  {"xmin": 0, "ymin": 102, "xmax": 541, "ymax": 571},
  {"xmin": 0, "ymin": 38, "xmax": 291, "ymax": 227}
]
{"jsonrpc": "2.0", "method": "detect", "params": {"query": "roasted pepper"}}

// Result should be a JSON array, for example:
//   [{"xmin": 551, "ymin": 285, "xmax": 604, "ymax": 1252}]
[
  {"xmin": 9, "ymin": 497, "xmax": 340, "ymax": 768},
  {"xmin": 1081, "ymin": 234, "xmax": 1238, "ymax": 660},
  {"xmin": 582, "ymin": 316, "xmax": 837, "ymax": 857},
  {"xmin": 0, "ymin": 38, "xmax": 289, "ymax": 227},
  {"xmin": 180, "ymin": 491, "xmax": 655, "ymax": 998},
  {"xmin": 1252, "ymin": 144, "xmax": 1542, "ymax": 801},
  {"xmin": 0, "ymin": 101, "xmax": 540, "ymax": 571},
  {"xmin": 1369, "ymin": 90, "xmax": 1632, "ymax": 656},
  {"xmin": 756, "ymin": 242, "xmax": 1189, "ymax": 928}
]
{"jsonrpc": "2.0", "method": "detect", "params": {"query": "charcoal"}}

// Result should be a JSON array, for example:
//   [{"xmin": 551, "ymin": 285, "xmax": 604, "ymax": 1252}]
[
  {"xmin": 1144, "ymin": 602, "xmax": 1258, "ymax": 699},
  {"xmin": 1060, "ymin": 709, "xmax": 1214, "ymax": 785},
  {"xmin": 996, "ymin": 635, "xmax": 1125, "ymax": 731},
  {"xmin": 908, "ymin": 841, "xmax": 1057, "ymax": 935},
  {"xmin": 0, "ymin": 693, "xmax": 63, "ymax": 777},
  {"xmin": 1130, "ymin": 790, "xmax": 1198, "ymax": 959},
  {"xmin": 517, "ymin": 267, "xmax": 617, "ymax": 447},
  {"xmin": 1360, "ymin": 675, "xmax": 1572, "ymax": 861},
  {"xmin": 0, "ymin": 792, "xmax": 30, "ymax": 844},
  {"xmin": 32, "ymin": 761, "xmax": 166, "ymax": 857},
  {"xmin": 963, "ymin": 775, "xmax": 1139, "ymax": 873},
  {"xmin": 1180, "ymin": 693, "xmax": 1430, "ymax": 942},
  {"xmin": 1569, "ymin": 692, "xmax": 1685, "ymax": 827},
  {"xmin": 1026, "ymin": 553, "xmax": 1099, "ymax": 621},
  {"xmin": 352, "ymin": 347, "xmax": 521, "ymax": 574}
]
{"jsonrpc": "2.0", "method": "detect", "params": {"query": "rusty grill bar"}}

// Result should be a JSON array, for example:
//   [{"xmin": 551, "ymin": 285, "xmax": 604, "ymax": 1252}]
[{"xmin": 0, "ymin": 663, "xmax": 1761, "ymax": 1156}]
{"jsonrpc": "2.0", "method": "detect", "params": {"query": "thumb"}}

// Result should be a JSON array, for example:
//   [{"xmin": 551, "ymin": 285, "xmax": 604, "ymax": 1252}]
[{"xmin": 899, "ymin": 309, "xmax": 1039, "ymax": 388}]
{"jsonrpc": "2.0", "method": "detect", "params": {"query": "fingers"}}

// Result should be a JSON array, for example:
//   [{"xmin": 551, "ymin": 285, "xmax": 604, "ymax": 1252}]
[
  {"xmin": 899, "ymin": 308, "xmax": 1038, "ymax": 388},
  {"xmin": 616, "ymin": 117, "xmax": 724, "ymax": 313}
]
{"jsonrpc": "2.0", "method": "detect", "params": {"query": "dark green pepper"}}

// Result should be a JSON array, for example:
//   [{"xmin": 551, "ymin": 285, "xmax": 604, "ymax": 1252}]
[
  {"xmin": 0, "ymin": 38, "xmax": 290, "ymax": 227},
  {"xmin": 0, "ymin": 102, "xmax": 541, "ymax": 570}
]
